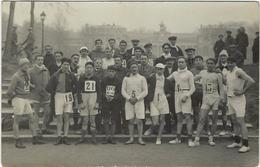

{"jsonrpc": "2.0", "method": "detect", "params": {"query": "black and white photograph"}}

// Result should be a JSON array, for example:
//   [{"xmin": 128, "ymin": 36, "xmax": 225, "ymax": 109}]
[{"xmin": 1, "ymin": 1, "xmax": 259, "ymax": 167}]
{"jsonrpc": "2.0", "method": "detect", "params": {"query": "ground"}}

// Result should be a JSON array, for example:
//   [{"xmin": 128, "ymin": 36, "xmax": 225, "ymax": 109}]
[{"xmin": 1, "ymin": 138, "xmax": 259, "ymax": 167}]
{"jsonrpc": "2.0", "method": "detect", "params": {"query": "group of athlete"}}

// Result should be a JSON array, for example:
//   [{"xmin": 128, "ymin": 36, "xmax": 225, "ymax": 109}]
[{"xmin": 7, "ymin": 36, "xmax": 255, "ymax": 153}]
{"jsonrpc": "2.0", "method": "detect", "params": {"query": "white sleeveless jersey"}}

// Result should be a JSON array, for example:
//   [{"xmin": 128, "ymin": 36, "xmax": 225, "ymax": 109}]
[{"xmin": 226, "ymin": 67, "xmax": 245, "ymax": 97}]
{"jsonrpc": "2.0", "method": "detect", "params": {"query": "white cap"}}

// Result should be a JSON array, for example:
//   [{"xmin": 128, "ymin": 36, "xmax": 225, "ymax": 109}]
[
  {"xmin": 219, "ymin": 49, "xmax": 228, "ymax": 57},
  {"xmin": 155, "ymin": 63, "xmax": 165, "ymax": 69},
  {"xmin": 79, "ymin": 46, "xmax": 89, "ymax": 51},
  {"xmin": 18, "ymin": 58, "xmax": 30, "ymax": 66}
]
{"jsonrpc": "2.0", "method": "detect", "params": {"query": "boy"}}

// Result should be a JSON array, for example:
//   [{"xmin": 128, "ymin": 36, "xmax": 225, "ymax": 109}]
[
  {"xmin": 147, "ymin": 63, "xmax": 173, "ymax": 144},
  {"xmin": 46, "ymin": 58, "xmax": 79, "ymax": 145},
  {"xmin": 7, "ymin": 58, "xmax": 45, "ymax": 148},
  {"xmin": 193, "ymin": 58, "xmax": 224, "ymax": 146},
  {"xmin": 167, "ymin": 57, "xmax": 195, "ymax": 147},
  {"xmin": 122, "ymin": 61, "xmax": 148, "ymax": 145},
  {"xmin": 101, "ymin": 65, "xmax": 121, "ymax": 144},
  {"xmin": 75, "ymin": 62, "xmax": 100, "ymax": 145}
]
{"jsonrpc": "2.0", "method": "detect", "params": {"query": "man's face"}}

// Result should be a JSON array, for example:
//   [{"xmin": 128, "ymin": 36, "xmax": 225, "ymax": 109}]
[
  {"xmin": 45, "ymin": 46, "xmax": 53, "ymax": 54},
  {"xmin": 71, "ymin": 56, "xmax": 79, "ymax": 65},
  {"xmin": 169, "ymin": 39, "xmax": 176, "ymax": 46},
  {"xmin": 219, "ymin": 35, "xmax": 223, "ymax": 40},
  {"xmin": 55, "ymin": 53, "xmax": 63, "ymax": 62},
  {"xmin": 108, "ymin": 40, "xmax": 116, "ymax": 48},
  {"xmin": 95, "ymin": 40, "xmax": 103, "ymax": 50},
  {"xmin": 227, "ymin": 61, "xmax": 236, "ymax": 70},
  {"xmin": 80, "ymin": 50, "xmax": 89, "ymax": 57},
  {"xmin": 140, "ymin": 55, "xmax": 148, "ymax": 65},
  {"xmin": 186, "ymin": 51, "xmax": 194, "ymax": 59},
  {"xmin": 156, "ymin": 67, "xmax": 164, "ymax": 76},
  {"xmin": 194, "ymin": 58, "xmax": 203, "ymax": 67},
  {"xmin": 119, "ymin": 42, "xmax": 127, "ymax": 51},
  {"xmin": 35, "ymin": 56, "xmax": 44, "ymax": 66},
  {"xmin": 94, "ymin": 59, "xmax": 103, "ymax": 69},
  {"xmin": 178, "ymin": 58, "xmax": 186, "ymax": 70},
  {"xmin": 114, "ymin": 57, "xmax": 122, "ymax": 67},
  {"xmin": 85, "ymin": 64, "xmax": 94, "ymax": 75},
  {"xmin": 166, "ymin": 60, "xmax": 174, "ymax": 68},
  {"xmin": 20, "ymin": 63, "xmax": 30, "ymax": 72},
  {"xmin": 145, "ymin": 47, "xmax": 152, "ymax": 53},
  {"xmin": 105, "ymin": 49, "xmax": 112, "ymax": 58},
  {"xmin": 107, "ymin": 70, "xmax": 116, "ymax": 78},
  {"xmin": 134, "ymin": 49, "xmax": 142, "ymax": 57},
  {"xmin": 132, "ymin": 41, "xmax": 139, "ymax": 47},
  {"xmin": 163, "ymin": 45, "xmax": 171, "ymax": 53},
  {"xmin": 130, "ymin": 64, "xmax": 138, "ymax": 74},
  {"xmin": 61, "ymin": 62, "xmax": 70, "ymax": 72},
  {"xmin": 206, "ymin": 60, "xmax": 215, "ymax": 71},
  {"xmin": 220, "ymin": 55, "xmax": 227, "ymax": 63}
]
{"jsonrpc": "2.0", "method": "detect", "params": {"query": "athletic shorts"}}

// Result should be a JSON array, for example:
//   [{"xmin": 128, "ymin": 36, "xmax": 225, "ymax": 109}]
[
  {"xmin": 12, "ymin": 97, "xmax": 34, "ymax": 115},
  {"xmin": 191, "ymin": 91, "xmax": 203, "ymax": 107},
  {"xmin": 55, "ymin": 93, "xmax": 73, "ymax": 115},
  {"xmin": 80, "ymin": 93, "xmax": 98, "ymax": 116},
  {"xmin": 175, "ymin": 93, "xmax": 193, "ymax": 114},
  {"xmin": 150, "ymin": 98, "xmax": 169, "ymax": 116},
  {"xmin": 30, "ymin": 90, "xmax": 50, "ymax": 104},
  {"xmin": 125, "ymin": 100, "xmax": 145, "ymax": 120},
  {"xmin": 201, "ymin": 96, "xmax": 220, "ymax": 111},
  {"xmin": 227, "ymin": 95, "xmax": 246, "ymax": 117}
]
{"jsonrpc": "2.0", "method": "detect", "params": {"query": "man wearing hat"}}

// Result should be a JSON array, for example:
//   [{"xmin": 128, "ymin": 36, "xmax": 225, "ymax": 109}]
[
  {"xmin": 108, "ymin": 38, "xmax": 120, "ymax": 57},
  {"xmin": 144, "ymin": 43, "xmax": 155, "ymax": 66},
  {"xmin": 228, "ymin": 44, "xmax": 244, "ymax": 67},
  {"xmin": 117, "ymin": 40, "xmax": 131, "ymax": 68},
  {"xmin": 154, "ymin": 43, "xmax": 172, "ymax": 66},
  {"xmin": 146, "ymin": 63, "xmax": 173, "ymax": 144},
  {"xmin": 127, "ymin": 39, "xmax": 144, "ymax": 56},
  {"xmin": 185, "ymin": 48, "xmax": 196, "ymax": 69},
  {"xmin": 213, "ymin": 34, "xmax": 225, "ymax": 60},
  {"xmin": 224, "ymin": 30, "xmax": 236, "ymax": 50},
  {"xmin": 78, "ymin": 46, "xmax": 92, "ymax": 75},
  {"xmin": 7, "ymin": 58, "xmax": 45, "ymax": 148},
  {"xmin": 89, "ymin": 39, "xmax": 106, "ymax": 61},
  {"xmin": 252, "ymin": 32, "xmax": 259, "ymax": 64},
  {"xmin": 43, "ymin": 45, "xmax": 55, "ymax": 72},
  {"xmin": 168, "ymin": 36, "xmax": 183, "ymax": 58},
  {"xmin": 21, "ymin": 27, "xmax": 35, "ymax": 62},
  {"xmin": 236, "ymin": 27, "xmax": 249, "ymax": 59},
  {"xmin": 11, "ymin": 26, "xmax": 18, "ymax": 56}
]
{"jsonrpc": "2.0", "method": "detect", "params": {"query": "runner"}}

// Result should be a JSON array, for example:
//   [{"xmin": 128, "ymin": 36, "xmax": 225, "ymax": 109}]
[
  {"xmin": 122, "ymin": 61, "xmax": 148, "ymax": 145},
  {"xmin": 167, "ymin": 57, "xmax": 195, "ymax": 147},
  {"xmin": 193, "ymin": 58, "xmax": 224, "ymax": 146},
  {"xmin": 7, "ymin": 58, "xmax": 45, "ymax": 148},
  {"xmin": 225, "ymin": 57, "xmax": 255, "ymax": 153}
]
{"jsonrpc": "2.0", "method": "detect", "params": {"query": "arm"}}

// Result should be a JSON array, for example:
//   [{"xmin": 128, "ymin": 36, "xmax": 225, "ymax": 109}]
[
  {"xmin": 121, "ymin": 77, "xmax": 131, "ymax": 100},
  {"xmin": 235, "ymin": 69, "xmax": 255, "ymax": 95},
  {"xmin": 217, "ymin": 73, "xmax": 224, "ymax": 100},
  {"xmin": 7, "ymin": 76, "xmax": 18, "ymax": 99},
  {"xmin": 187, "ymin": 73, "xmax": 195, "ymax": 97},
  {"xmin": 136, "ymin": 77, "xmax": 148, "ymax": 101},
  {"xmin": 167, "ymin": 72, "xmax": 175, "ymax": 81}
]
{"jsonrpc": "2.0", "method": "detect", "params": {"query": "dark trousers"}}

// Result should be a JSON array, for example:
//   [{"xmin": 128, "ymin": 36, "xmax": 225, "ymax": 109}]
[{"xmin": 165, "ymin": 97, "xmax": 175, "ymax": 133}]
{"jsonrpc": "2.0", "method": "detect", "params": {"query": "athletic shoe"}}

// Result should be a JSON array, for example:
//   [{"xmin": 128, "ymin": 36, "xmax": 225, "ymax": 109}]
[
  {"xmin": 144, "ymin": 128, "xmax": 152, "ymax": 136},
  {"xmin": 208, "ymin": 136, "xmax": 215, "ymax": 146},
  {"xmin": 226, "ymin": 142, "xmax": 241, "ymax": 149},
  {"xmin": 188, "ymin": 139, "xmax": 196, "ymax": 147},
  {"xmin": 238, "ymin": 146, "xmax": 250, "ymax": 153},
  {"xmin": 169, "ymin": 138, "xmax": 181, "ymax": 144},
  {"xmin": 193, "ymin": 137, "xmax": 200, "ymax": 146},
  {"xmin": 63, "ymin": 137, "xmax": 71, "ymax": 145},
  {"xmin": 156, "ymin": 139, "xmax": 161, "ymax": 145},
  {"xmin": 54, "ymin": 136, "xmax": 63, "ymax": 145},
  {"xmin": 219, "ymin": 131, "xmax": 227, "ymax": 136},
  {"xmin": 15, "ymin": 139, "xmax": 26, "ymax": 149},
  {"xmin": 32, "ymin": 136, "xmax": 45, "ymax": 145}
]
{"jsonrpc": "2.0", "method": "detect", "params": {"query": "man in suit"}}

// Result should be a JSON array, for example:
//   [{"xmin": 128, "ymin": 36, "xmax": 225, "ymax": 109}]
[
  {"xmin": 252, "ymin": 32, "xmax": 259, "ymax": 64},
  {"xmin": 154, "ymin": 43, "xmax": 172, "ymax": 66},
  {"xmin": 108, "ymin": 38, "xmax": 120, "ymax": 57},
  {"xmin": 236, "ymin": 27, "xmax": 249, "ymax": 59},
  {"xmin": 168, "ymin": 36, "xmax": 183, "ymax": 58},
  {"xmin": 127, "ymin": 39, "xmax": 144, "ymax": 56},
  {"xmin": 213, "ymin": 34, "xmax": 225, "ymax": 61}
]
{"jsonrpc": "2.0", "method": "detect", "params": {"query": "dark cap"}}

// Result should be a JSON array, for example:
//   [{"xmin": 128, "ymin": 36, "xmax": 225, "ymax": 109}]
[
  {"xmin": 226, "ymin": 30, "xmax": 232, "ymax": 34},
  {"xmin": 194, "ymin": 55, "xmax": 203, "ymax": 61},
  {"xmin": 61, "ymin": 58, "xmax": 71, "ymax": 64},
  {"xmin": 168, "ymin": 36, "xmax": 177, "ymax": 40},
  {"xmin": 144, "ymin": 43, "xmax": 152, "ymax": 48},
  {"xmin": 108, "ymin": 38, "xmax": 116, "ymax": 42},
  {"xmin": 131, "ymin": 39, "xmax": 140, "ymax": 42},
  {"xmin": 85, "ymin": 61, "xmax": 94, "ymax": 67},
  {"xmin": 185, "ymin": 48, "xmax": 196, "ymax": 52},
  {"xmin": 227, "ymin": 57, "xmax": 237, "ymax": 63},
  {"xmin": 107, "ymin": 65, "xmax": 116, "ymax": 71},
  {"xmin": 128, "ymin": 60, "xmax": 138, "ymax": 67},
  {"xmin": 165, "ymin": 57, "xmax": 176, "ymax": 62},
  {"xmin": 134, "ymin": 47, "xmax": 143, "ymax": 51}
]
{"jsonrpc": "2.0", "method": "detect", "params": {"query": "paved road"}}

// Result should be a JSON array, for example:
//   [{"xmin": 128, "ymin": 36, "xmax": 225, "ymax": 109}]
[{"xmin": 2, "ymin": 138, "xmax": 259, "ymax": 167}]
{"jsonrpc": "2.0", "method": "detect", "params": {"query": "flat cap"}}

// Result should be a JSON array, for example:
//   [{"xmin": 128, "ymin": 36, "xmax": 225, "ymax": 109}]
[
  {"xmin": 168, "ymin": 36, "xmax": 177, "ymax": 40},
  {"xmin": 144, "ymin": 43, "xmax": 152, "ymax": 48},
  {"xmin": 155, "ymin": 63, "xmax": 165, "ymax": 69}
]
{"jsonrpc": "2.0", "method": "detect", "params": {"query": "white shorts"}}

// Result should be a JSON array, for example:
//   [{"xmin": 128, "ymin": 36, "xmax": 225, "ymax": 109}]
[
  {"xmin": 80, "ymin": 93, "xmax": 98, "ymax": 116},
  {"xmin": 55, "ymin": 93, "xmax": 73, "ymax": 115},
  {"xmin": 150, "ymin": 98, "xmax": 169, "ymax": 116},
  {"xmin": 175, "ymin": 93, "xmax": 193, "ymax": 114},
  {"xmin": 12, "ymin": 97, "xmax": 34, "ymax": 115},
  {"xmin": 227, "ymin": 95, "xmax": 246, "ymax": 117},
  {"xmin": 125, "ymin": 100, "xmax": 145, "ymax": 120},
  {"xmin": 201, "ymin": 96, "xmax": 220, "ymax": 111}
]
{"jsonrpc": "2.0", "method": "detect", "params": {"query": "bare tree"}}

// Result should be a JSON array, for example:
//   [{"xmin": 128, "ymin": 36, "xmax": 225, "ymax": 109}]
[{"xmin": 53, "ymin": 10, "xmax": 67, "ymax": 50}]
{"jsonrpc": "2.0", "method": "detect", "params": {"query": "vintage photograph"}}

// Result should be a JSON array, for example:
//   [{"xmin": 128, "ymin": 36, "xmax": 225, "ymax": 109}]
[{"xmin": 1, "ymin": 1, "xmax": 259, "ymax": 167}]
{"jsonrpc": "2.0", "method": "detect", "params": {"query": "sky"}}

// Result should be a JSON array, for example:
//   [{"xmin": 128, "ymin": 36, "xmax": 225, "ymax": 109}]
[{"xmin": 1, "ymin": 2, "xmax": 259, "ymax": 33}]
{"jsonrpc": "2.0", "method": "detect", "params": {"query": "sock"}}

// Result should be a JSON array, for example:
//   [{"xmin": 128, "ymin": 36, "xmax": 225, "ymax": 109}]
[
  {"xmin": 242, "ymin": 139, "xmax": 249, "ymax": 147},
  {"xmin": 234, "ymin": 135, "xmax": 241, "ymax": 144}
]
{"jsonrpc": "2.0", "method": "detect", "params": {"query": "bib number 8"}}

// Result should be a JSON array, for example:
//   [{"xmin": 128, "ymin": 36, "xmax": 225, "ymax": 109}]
[
  {"xmin": 64, "ymin": 92, "xmax": 74, "ymax": 104},
  {"xmin": 85, "ymin": 81, "xmax": 96, "ymax": 92},
  {"xmin": 206, "ymin": 83, "xmax": 214, "ymax": 94}
]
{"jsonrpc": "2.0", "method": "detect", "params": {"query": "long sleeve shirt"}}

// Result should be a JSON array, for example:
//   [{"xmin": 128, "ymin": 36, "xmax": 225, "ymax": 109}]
[{"xmin": 121, "ymin": 73, "xmax": 148, "ymax": 101}]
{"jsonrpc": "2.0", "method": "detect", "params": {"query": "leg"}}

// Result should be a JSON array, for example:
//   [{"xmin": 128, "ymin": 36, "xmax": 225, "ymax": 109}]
[
  {"xmin": 56, "ymin": 115, "xmax": 63, "ymax": 137},
  {"xmin": 236, "ymin": 117, "xmax": 248, "ymax": 144},
  {"xmin": 13, "ymin": 115, "xmax": 21, "ymax": 140},
  {"xmin": 32, "ymin": 103, "xmax": 41, "ymax": 133},
  {"xmin": 176, "ymin": 113, "xmax": 183, "ymax": 140},
  {"xmin": 28, "ymin": 113, "xmax": 45, "ymax": 145},
  {"xmin": 90, "ymin": 115, "xmax": 97, "ymax": 144},
  {"xmin": 103, "ymin": 117, "xmax": 110, "ymax": 140},
  {"xmin": 151, "ymin": 115, "xmax": 159, "ymax": 134},
  {"xmin": 137, "ymin": 119, "xmax": 145, "ymax": 145},
  {"xmin": 158, "ymin": 114, "xmax": 166, "ymax": 140},
  {"xmin": 125, "ymin": 119, "xmax": 135, "ymax": 144},
  {"xmin": 63, "ymin": 113, "xmax": 70, "ymax": 137},
  {"xmin": 41, "ymin": 103, "xmax": 51, "ymax": 132},
  {"xmin": 211, "ymin": 110, "xmax": 219, "ymax": 136},
  {"xmin": 75, "ymin": 116, "xmax": 88, "ymax": 145},
  {"xmin": 196, "ymin": 109, "xmax": 209, "ymax": 138}
]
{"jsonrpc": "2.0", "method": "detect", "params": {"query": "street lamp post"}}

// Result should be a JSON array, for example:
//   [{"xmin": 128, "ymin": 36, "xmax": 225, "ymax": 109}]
[{"xmin": 40, "ymin": 11, "xmax": 46, "ymax": 56}]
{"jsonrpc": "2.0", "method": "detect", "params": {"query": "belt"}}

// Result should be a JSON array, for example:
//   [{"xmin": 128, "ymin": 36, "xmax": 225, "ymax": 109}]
[{"xmin": 176, "ymin": 88, "xmax": 190, "ymax": 92}]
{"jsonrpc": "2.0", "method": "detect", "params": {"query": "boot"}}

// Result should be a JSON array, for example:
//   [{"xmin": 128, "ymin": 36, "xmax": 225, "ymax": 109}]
[
  {"xmin": 15, "ymin": 138, "xmax": 26, "ymax": 149},
  {"xmin": 54, "ymin": 136, "xmax": 63, "ymax": 145},
  {"xmin": 75, "ymin": 130, "xmax": 87, "ymax": 145},
  {"xmin": 63, "ymin": 136, "xmax": 71, "ymax": 145},
  {"xmin": 32, "ymin": 136, "xmax": 45, "ymax": 145}
]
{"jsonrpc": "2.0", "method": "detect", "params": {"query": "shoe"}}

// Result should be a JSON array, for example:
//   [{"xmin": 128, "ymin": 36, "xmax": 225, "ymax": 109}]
[
  {"xmin": 226, "ymin": 142, "xmax": 241, "ymax": 149},
  {"xmin": 238, "ymin": 146, "xmax": 250, "ymax": 153},
  {"xmin": 193, "ymin": 131, "xmax": 197, "ymax": 135},
  {"xmin": 169, "ymin": 138, "xmax": 181, "ymax": 144},
  {"xmin": 32, "ymin": 136, "xmax": 45, "ymax": 145},
  {"xmin": 188, "ymin": 139, "xmax": 196, "ymax": 147},
  {"xmin": 125, "ymin": 139, "xmax": 134, "ymax": 145},
  {"xmin": 193, "ymin": 137, "xmax": 200, "ymax": 146},
  {"xmin": 110, "ymin": 138, "xmax": 117, "ymax": 144},
  {"xmin": 144, "ymin": 128, "xmax": 152, "ymax": 136},
  {"xmin": 54, "ymin": 136, "xmax": 63, "ymax": 145},
  {"xmin": 91, "ymin": 138, "xmax": 97, "ymax": 145},
  {"xmin": 42, "ymin": 129, "xmax": 54, "ymax": 135},
  {"xmin": 63, "ymin": 137, "xmax": 71, "ymax": 145},
  {"xmin": 15, "ymin": 139, "xmax": 26, "ymax": 149},
  {"xmin": 137, "ymin": 139, "xmax": 146, "ymax": 146},
  {"xmin": 75, "ymin": 138, "xmax": 85, "ymax": 145},
  {"xmin": 156, "ymin": 139, "xmax": 161, "ymax": 145},
  {"xmin": 219, "ymin": 131, "xmax": 227, "ymax": 136},
  {"xmin": 208, "ymin": 136, "xmax": 215, "ymax": 146},
  {"xmin": 102, "ymin": 138, "xmax": 110, "ymax": 144}
]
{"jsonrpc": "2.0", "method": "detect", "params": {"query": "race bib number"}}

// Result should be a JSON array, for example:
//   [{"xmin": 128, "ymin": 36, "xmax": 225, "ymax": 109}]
[
  {"xmin": 106, "ymin": 85, "xmax": 116, "ymax": 97},
  {"xmin": 24, "ymin": 81, "xmax": 30, "ymax": 92},
  {"xmin": 176, "ymin": 84, "xmax": 181, "ymax": 92},
  {"xmin": 64, "ymin": 92, "xmax": 74, "ymax": 104},
  {"xmin": 84, "ymin": 80, "xmax": 96, "ymax": 92},
  {"xmin": 206, "ymin": 83, "xmax": 214, "ymax": 94},
  {"xmin": 122, "ymin": 59, "xmax": 127, "ymax": 68},
  {"xmin": 195, "ymin": 75, "xmax": 202, "ymax": 84}
]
